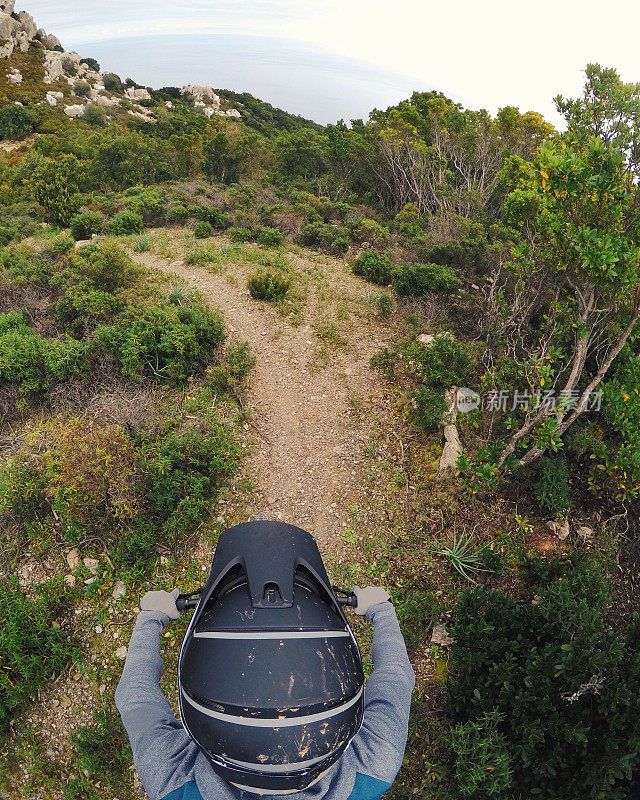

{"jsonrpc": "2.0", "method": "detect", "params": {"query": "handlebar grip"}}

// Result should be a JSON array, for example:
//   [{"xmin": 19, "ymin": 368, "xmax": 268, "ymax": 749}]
[{"xmin": 176, "ymin": 592, "xmax": 200, "ymax": 611}]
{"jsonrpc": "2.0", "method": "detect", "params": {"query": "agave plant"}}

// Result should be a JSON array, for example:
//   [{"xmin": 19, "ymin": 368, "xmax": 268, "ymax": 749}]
[{"xmin": 439, "ymin": 531, "xmax": 488, "ymax": 583}]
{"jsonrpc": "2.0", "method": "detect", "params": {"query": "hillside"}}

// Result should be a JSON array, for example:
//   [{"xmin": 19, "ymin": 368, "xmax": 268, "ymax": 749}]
[{"xmin": 3, "ymin": 5, "xmax": 640, "ymax": 800}]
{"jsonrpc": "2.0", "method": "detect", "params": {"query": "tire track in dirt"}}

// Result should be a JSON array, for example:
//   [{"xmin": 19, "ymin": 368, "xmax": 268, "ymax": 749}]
[{"xmin": 130, "ymin": 250, "xmax": 391, "ymax": 560}]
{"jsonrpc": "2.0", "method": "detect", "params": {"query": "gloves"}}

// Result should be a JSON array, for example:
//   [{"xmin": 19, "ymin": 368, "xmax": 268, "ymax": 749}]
[
  {"xmin": 353, "ymin": 585, "xmax": 391, "ymax": 616},
  {"xmin": 140, "ymin": 588, "xmax": 181, "ymax": 620}
]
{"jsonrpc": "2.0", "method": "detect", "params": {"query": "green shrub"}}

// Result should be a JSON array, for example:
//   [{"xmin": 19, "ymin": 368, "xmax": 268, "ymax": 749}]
[
  {"xmin": 74, "ymin": 80, "xmax": 91, "ymax": 98},
  {"xmin": 376, "ymin": 292, "xmax": 393, "ymax": 319},
  {"xmin": 247, "ymin": 270, "xmax": 290, "ymax": 302},
  {"xmin": 135, "ymin": 234, "xmax": 151, "ymax": 252},
  {"xmin": 70, "ymin": 711, "xmax": 132, "ymax": 791},
  {"xmin": 0, "ymin": 577, "xmax": 76, "ymax": 737},
  {"xmin": 448, "ymin": 555, "xmax": 640, "ymax": 799},
  {"xmin": 299, "ymin": 220, "xmax": 337, "ymax": 248},
  {"xmin": 109, "ymin": 210, "xmax": 143, "ymax": 236},
  {"xmin": 48, "ymin": 232, "xmax": 75, "ymax": 254},
  {"xmin": 414, "ymin": 386, "xmax": 447, "ymax": 432},
  {"xmin": 196, "ymin": 206, "xmax": 228, "ymax": 229},
  {"xmin": 402, "ymin": 334, "xmax": 475, "ymax": 390},
  {"xmin": 139, "ymin": 426, "xmax": 238, "ymax": 539},
  {"xmin": 193, "ymin": 220, "xmax": 213, "ymax": 239},
  {"xmin": 166, "ymin": 205, "xmax": 189, "ymax": 224},
  {"xmin": 227, "ymin": 226, "xmax": 254, "ymax": 243},
  {"xmin": 257, "ymin": 227, "xmax": 285, "ymax": 248},
  {"xmin": 82, "ymin": 104, "xmax": 107, "ymax": 128},
  {"xmin": 80, "ymin": 57, "xmax": 101, "ymax": 73},
  {"xmin": 0, "ymin": 105, "xmax": 40, "ymax": 140},
  {"xmin": 393, "ymin": 262, "xmax": 460, "ymax": 296},
  {"xmin": 102, "ymin": 73, "xmax": 123, "ymax": 92},
  {"xmin": 70, "ymin": 211, "xmax": 104, "ymax": 241},
  {"xmin": 352, "ymin": 250, "xmax": 395, "ymax": 286},
  {"xmin": 332, "ymin": 235, "xmax": 350, "ymax": 255},
  {"xmin": 95, "ymin": 303, "xmax": 225, "ymax": 382},
  {"xmin": 451, "ymin": 712, "xmax": 512, "ymax": 797},
  {"xmin": 351, "ymin": 217, "xmax": 389, "ymax": 247},
  {"xmin": 535, "ymin": 457, "xmax": 571, "ymax": 517}
]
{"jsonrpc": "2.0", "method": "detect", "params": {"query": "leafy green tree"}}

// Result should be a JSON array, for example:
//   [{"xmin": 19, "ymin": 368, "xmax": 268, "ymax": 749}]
[
  {"xmin": 0, "ymin": 105, "xmax": 40, "ymax": 141},
  {"xmin": 491, "ymin": 65, "xmax": 640, "ymax": 469}
]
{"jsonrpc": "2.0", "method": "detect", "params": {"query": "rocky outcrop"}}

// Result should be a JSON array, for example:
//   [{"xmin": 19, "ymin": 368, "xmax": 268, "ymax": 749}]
[
  {"xmin": 6, "ymin": 66, "xmax": 21, "ymax": 84},
  {"xmin": 0, "ymin": 6, "xmax": 38, "ymax": 58},
  {"xmin": 0, "ymin": 1, "xmax": 15, "ymax": 14},
  {"xmin": 45, "ymin": 90, "xmax": 63, "ymax": 106},
  {"xmin": 37, "ymin": 28, "xmax": 60, "ymax": 50},
  {"xmin": 124, "ymin": 87, "xmax": 151, "ymax": 102},
  {"xmin": 63, "ymin": 104, "xmax": 85, "ymax": 118}
]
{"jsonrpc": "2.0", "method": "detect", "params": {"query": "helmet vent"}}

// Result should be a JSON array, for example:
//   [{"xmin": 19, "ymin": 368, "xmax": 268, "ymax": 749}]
[{"xmin": 263, "ymin": 582, "xmax": 283, "ymax": 605}]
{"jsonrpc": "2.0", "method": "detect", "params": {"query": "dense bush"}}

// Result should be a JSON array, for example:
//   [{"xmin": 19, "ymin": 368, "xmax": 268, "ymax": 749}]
[
  {"xmin": 535, "ymin": 457, "xmax": 571, "ymax": 517},
  {"xmin": 196, "ymin": 206, "xmax": 228, "ymax": 229},
  {"xmin": 393, "ymin": 262, "xmax": 460, "ymax": 296},
  {"xmin": 227, "ymin": 226, "xmax": 254, "ymax": 243},
  {"xmin": 194, "ymin": 220, "xmax": 213, "ymax": 239},
  {"xmin": 352, "ymin": 249, "xmax": 395, "ymax": 285},
  {"xmin": 102, "ymin": 72, "xmax": 123, "ymax": 92},
  {"xmin": 70, "ymin": 210, "xmax": 104, "ymax": 241},
  {"xmin": 403, "ymin": 334, "xmax": 476, "ymax": 390},
  {"xmin": 414, "ymin": 386, "xmax": 448, "ymax": 431},
  {"xmin": 0, "ymin": 105, "xmax": 40, "ymax": 140},
  {"xmin": 450, "ymin": 712, "xmax": 512, "ymax": 797},
  {"xmin": 299, "ymin": 220, "xmax": 338, "ymax": 248},
  {"xmin": 109, "ymin": 210, "xmax": 143, "ymax": 236},
  {"xmin": 448, "ymin": 555, "xmax": 640, "ymax": 799},
  {"xmin": 247, "ymin": 269, "xmax": 290, "ymax": 302},
  {"xmin": 95, "ymin": 303, "xmax": 226, "ymax": 382},
  {"xmin": 74, "ymin": 80, "xmax": 91, "ymax": 98},
  {"xmin": 0, "ymin": 578, "xmax": 76, "ymax": 737},
  {"xmin": 257, "ymin": 226, "xmax": 285, "ymax": 247}
]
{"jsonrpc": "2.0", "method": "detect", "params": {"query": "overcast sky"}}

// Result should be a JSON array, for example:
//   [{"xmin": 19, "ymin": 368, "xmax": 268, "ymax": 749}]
[{"xmin": 16, "ymin": 1, "xmax": 640, "ymax": 125}]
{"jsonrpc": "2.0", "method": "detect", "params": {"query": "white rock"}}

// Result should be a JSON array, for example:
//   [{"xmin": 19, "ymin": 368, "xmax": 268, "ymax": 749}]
[
  {"xmin": 165, "ymin": 100, "xmax": 173, "ymax": 109},
  {"xmin": 576, "ymin": 525, "xmax": 593, "ymax": 541},
  {"xmin": 431, "ymin": 624, "xmax": 454, "ymax": 647},
  {"xmin": 547, "ymin": 518, "xmax": 570, "ymax": 541},
  {"xmin": 0, "ymin": 1, "xmax": 16, "ymax": 15},
  {"xmin": 66, "ymin": 548, "xmax": 81, "ymax": 570},
  {"xmin": 93, "ymin": 94, "xmax": 116, "ymax": 107},
  {"xmin": 194, "ymin": 100, "xmax": 205, "ymax": 108},
  {"xmin": 83, "ymin": 557, "xmax": 99, "ymax": 575},
  {"xmin": 6, "ymin": 68, "xmax": 22, "ymax": 85},
  {"xmin": 45, "ymin": 90, "xmax": 63, "ymax": 106},
  {"xmin": 115, "ymin": 646, "xmax": 128, "ymax": 660},
  {"xmin": 439, "ymin": 423, "xmax": 462, "ymax": 472},
  {"xmin": 112, "ymin": 580, "xmax": 126, "ymax": 600},
  {"xmin": 64, "ymin": 574, "xmax": 76, "ymax": 588},
  {"xmin": 225, "ymin": 108, "xmax": 241, "ymax": 119},
  {"xmin": 38, "ymin": 29, "xmax": 61, "ymax": 50},
  {"xmin": 203, "ymin": 107, "xmax": 215, "ymax": 118},
  {"xmin": 417, "ymin": 334, "xmax": 435, "ymax": 346},
  {"xmin": 124, "ymin": 87, "xmax": 151, "ymax": 102},
  {"xmin": 181, "ymin": 84, "xmax": 217, "ymax": 102},
  {"xmin": 64, "ymin": 104, "xmax": 85, "ymax": 118},
  {"xmin": 84, "ymin": 576, "xmax": 98, "ymax": 585},
  {"xmin": 95, "ymin": 625, "xmax": 103, "ymax": 634},
  {"xmin": 16, "ymin": 10, "xmax": 37, "ymax": 39}
]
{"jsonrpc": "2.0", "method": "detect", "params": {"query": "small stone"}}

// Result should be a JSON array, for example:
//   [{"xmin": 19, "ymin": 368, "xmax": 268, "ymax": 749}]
[
  {"xmin": 64, "ymin": 574, "xmax": 76, "ymax": 588},
  {"xmin": 66, "ymin": 548, "xmax": 81, "ymax": 570},
  {"xmin": 95, "ymin": 625, "xmax": 103, "ymax": 634},
  {"xmin": 576, "ymin": 525, "xmax": 593, "ymax": 541},
  {"xmin": 431, "ymin": 624, "xmax": 454, "ymax": 647},
  {"xmin": 417, "ymin": 334, "xmax": 435, "ymax": 346},
  {"xmin": 115, "ymin": 646, "xmax": 128, "ymax": 660},
  {"xmin": 83, "ymin": 557, "xmax": 99, "ymax": 574},
  {"xmin": 52, "ymin": 699, "xmax": 60, "ymax": 708},
  {"xmin": 84, "ymin": 576, "xmax": 97, "ymax": 585},
  {"xmin": 112, "ymin": 580, "xmax": 126, "ymax": 600},
  {"xmin": 99, "ymin": 684, "xmax": 106, "ymax": 695}
]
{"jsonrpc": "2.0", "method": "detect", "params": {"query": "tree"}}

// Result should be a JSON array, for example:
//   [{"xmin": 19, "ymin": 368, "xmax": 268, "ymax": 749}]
[{"xmin": 489, "ymin": 65, "xmax": 640, "ymax": 470}]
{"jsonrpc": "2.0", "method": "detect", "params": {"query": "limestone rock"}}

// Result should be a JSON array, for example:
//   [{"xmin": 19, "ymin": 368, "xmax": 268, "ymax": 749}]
[
  {"xmin": 64, "ymin": 574, "xmax": 76, "ymax": 588},
  {"xmin": 417, "ymin": 333, "xmax": 435, "ymax": 346},
  {"xmin": 83, "ymin": 557, "xmax": 99, "ymax": 575},
  {"xmin": 165, "ymin": 100, "xmax": 173, "ymax": 109},
  {"xmin": 181, "ymin": 84, "xmax": 217, "ymax": 102},
  {"xmin": 576, "ymin": 525, "xmax": 593, "ymax": 541},
  {"xmin": 115, "ymin": 646, "xmax": 128, "ymax": 660},
  {"xmin": 16, "ymin": 10, "xmax": 37, "ymax": 40},
  {"xmin": 38, "ymin": 28, "xmax": 61, "ymax": 50},
  {"xmin": 124, "ymin": 87, "xmax": 151, "ymax": 102},
  {"xmin": 547, "ymin": 518, "xmax": 570, "ymax": 541},
  {"xmin": 203, "ymin": 107, "xmax": 215, "ymax": 118},
  {"xmin": 45, "ymin": 90, "xmax": 64, "ymax": 106},
  {"xmin": 431, "ymin": 624, "xmax": 454, "ymax": 647},
  {"xmin": 439, "ymin": 423, "xmax": 462, "ymax": 472},
  {"xmin": 64, "ymin": 104, "xmax": 85, "ymax": 118},
  {"xmin": 43, "ymin": 51, "xmax": 65, "ymax": 83},
  {"xmin": 112, "ymin": 580, "xmax": 126, "ymax": 600},
  {"xmin": 93, "ymin": 94, "xmax": 117, "ymax": 107},
  {"xmin": 0, "ymin": 1, "xmax": 16, "ymax": 15},
  {"xmin": 225, "ymin": 108, "xmax": 241, "ymax": 119},
  {"xmin": 6, "ymin": 68, "xmax": 22, "ymax": 85},
  {"xmin": 66, "ymin": 548, "xmax": 81, "ymax": 570}
]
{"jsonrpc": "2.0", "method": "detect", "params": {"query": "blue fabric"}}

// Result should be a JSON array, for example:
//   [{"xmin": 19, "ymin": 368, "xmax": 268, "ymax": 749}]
[
  {"xmin": 161, "ymin": 781, "xmax": 205, "ymax": 800},
  {"xmin": 347, "ymin": 772, "xmax": 392, "ymax": 800}
]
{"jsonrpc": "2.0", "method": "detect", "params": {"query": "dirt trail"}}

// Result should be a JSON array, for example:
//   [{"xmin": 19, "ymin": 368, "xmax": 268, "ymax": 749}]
[{"xmin": 130, "ymin": 249, "xmax": 392, "ymax": 559}]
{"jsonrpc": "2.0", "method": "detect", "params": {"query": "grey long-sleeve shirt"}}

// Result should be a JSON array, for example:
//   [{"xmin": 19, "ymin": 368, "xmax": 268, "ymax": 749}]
[{"xmin": 115, "ymin": 602, "xmax": 415, "ymax": 800}]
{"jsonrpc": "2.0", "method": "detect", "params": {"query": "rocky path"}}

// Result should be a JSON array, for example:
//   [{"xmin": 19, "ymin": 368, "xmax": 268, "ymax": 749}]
[{"xmin": 130, "ymin": 250, "xmax": 393, "ymax": 560}]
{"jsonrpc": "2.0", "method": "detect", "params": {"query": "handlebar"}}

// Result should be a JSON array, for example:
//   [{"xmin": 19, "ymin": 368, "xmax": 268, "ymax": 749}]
[{"xmin": 175, "ymin": 586, "xmax": 358, "ymax": 611}]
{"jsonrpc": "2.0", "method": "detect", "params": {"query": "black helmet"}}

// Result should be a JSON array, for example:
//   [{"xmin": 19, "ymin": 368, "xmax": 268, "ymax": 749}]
[{"xmin": 177, "ymin": 520, "xmax": 365, "ymax": 794}]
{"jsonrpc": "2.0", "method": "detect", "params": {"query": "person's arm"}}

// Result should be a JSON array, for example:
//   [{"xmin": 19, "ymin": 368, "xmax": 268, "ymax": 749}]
[
  {"xmin": 349, "ymin": 597, "xmax": 415, "ymax": 789},
  {"xmin": 115, "ymin": 603, "xmax": 200, "ymax": 800}
]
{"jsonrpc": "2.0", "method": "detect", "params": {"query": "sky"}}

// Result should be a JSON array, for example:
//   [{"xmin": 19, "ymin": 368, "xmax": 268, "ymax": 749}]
[{"xmin": 16, "ymin": 1, "xmax": 640, "ymax": 126}]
